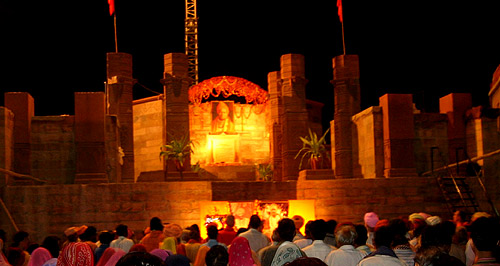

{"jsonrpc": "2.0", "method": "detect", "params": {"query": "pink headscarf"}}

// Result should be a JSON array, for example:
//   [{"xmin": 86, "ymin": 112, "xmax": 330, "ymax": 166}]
[
  {"xmin": 103, "ymin": 249, "xmax": 125, "ymax": 266},
  {"xmin": 28, "ymin": 248, "xmax": 52, "ymax": 266},
  {"xmin": 56, "ymin": 242, "xmax": 94, "ymax": 266},
  {"xmin": 229, "ymin": 237, "xmax": 256, "ymax": 266},
  {"xmin": 95, "ymin": 248, "xmax": 117, "ymax": 266},
  {"xmin": 150, "ymin": 249, "xmax": 169, "ymax": 262}
]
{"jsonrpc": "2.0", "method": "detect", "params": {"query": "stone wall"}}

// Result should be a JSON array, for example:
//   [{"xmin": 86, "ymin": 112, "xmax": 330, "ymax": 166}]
[
  {"xmin": 133, "ymin": 98, "xmax": 164, "ymax": 180},
  {"xmin": 0, "ymin": 107, "xmax": 13, "ymax": 184},
  {"xmin": 0, "ymin": 181, "xmax": 211, "ymax": 245},
  {"xmin": 413, "ymin": 113, "xmax": 449, "ymax": 175},
  {"xmin": 351, "ymin": 106, "xmax": 384, "ymax": 179},
  {"xmin": 31, "ymin": 116, "xmax": 76, "ymax": 184},
  {"xmin": 296, "ymin": 176, "xmax": 450, "ymax": 223}
]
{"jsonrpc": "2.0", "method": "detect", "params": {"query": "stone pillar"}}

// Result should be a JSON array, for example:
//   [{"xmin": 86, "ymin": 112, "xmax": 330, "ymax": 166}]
[
  {"xmin": 4, "ymin": 92, "xmax": 34, "ymax": 177},
  {"xmin": 161, "ymin": 53, "xmax": 191, "ymax": 173},
  {"xmin": 74, "ymin": 92, "xmax": 107, "ymax": 183},
  {"xmin": 332, "ymin": 55, "xmax": 360, "ymax": 179},
  {"xmin": 280, "ymin": 54, "xmax": 309, "ymax": 180},
  {"xmin": 439, "ymin": 93, "xmax": 472, "ymax": 165},
  {"xmin": 379, "ymin": 94, "xmax": 417, "ymax": 177},
  {"xmin": 268, "ymin": 71, "xmax": 283, "ymax": 181},
  {"xmin": 0, "ymin": 107, "xmax": 14, "ymax": 186},
  {"xmin": 106, "ymin": 52, "xmax": 135, "ymax": 182}
]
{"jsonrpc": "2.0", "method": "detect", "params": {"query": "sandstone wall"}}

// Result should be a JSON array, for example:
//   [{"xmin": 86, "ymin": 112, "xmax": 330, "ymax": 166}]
[
  {"xmin": 0, "ymin": 181, "xmax": 211, "ymax": 245},
  {"xmin": 296, "ymin": 176, "xmax": 450, "ymax": 223},
  {"xmin": 31, "ymin": 116, "xmax": 76, "ymax": 184},
  {"xmin": 351, "ymin": 106, "xmax": 384, "ymax": 179},
  {"xmin": 133, "ymin": 99, "xmax": 164, "ymax": 180},
  {"xmin": 413, "ymin": 113, "xmax": 449, "ymax": 175}
]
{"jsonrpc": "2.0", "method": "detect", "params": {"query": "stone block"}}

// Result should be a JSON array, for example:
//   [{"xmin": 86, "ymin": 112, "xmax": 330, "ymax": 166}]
[{"xmin": 107, "ymin": 52, "xmax": 133, "ymax": 78}]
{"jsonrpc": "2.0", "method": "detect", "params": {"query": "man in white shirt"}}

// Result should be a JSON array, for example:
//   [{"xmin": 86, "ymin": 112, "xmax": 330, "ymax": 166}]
[
  {"xmin": 324, "ymin": 223, "xmax": 365, "ymax": 266},
  {"xmin": 110, "ymin": 224, "xmax": 134, "ymax": 253},
  {"xmin": 302, "ymin": 219, "xmax": 335, "ymax": 261},
  {"xmin": 239, "ymin": 215, "xmax": 271, "ymax": 252}
]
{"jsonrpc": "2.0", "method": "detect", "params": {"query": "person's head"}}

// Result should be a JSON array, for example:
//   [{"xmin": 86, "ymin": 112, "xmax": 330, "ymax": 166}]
[
  {"xmin": 205, "ymin": 245, "xmax": 229, "ymax": 266},
  {"xmin": 303, "ymin": 220, "xmax": 314, "ymax": 238},
  {"xmin": 41, "ymin": 235, "xmax": 60, "ymax": 258},
  {"xmin": 334, "ymin": 223, "xmax": 357, "ymax": 247},
  {"xmin": 165, "ymin": 254, "xmax": 190, "ymax": 266},
  {"xmin": 12, "ymin": 231, "xmax": 29, "ymax": 250},
  {"xmin": 150, "ymin": 217, "xmax": 164, "ymax": 231},
  {"xmin": 354, "ymin": 224, "xmax": 368, "ymax": 247},
  {"xmin": 389, "ymin": 218, "xmax": 411, "ymax": 247},
  {"xmin": 414, "ymin": 246, "xmax": 457, "ymax": 266},
  {"xmin": 116, "ymin": 251, "xmax": 165, "ymax": 266},
  {"xmin": 364, "ymin": 212, "xmax": 379, "ymax": 231},
  {"xmin": 236, "ymin": 228, "xmax": 248, "ymax": 236},
  {"xmin": 286, "ymin": 257, "xmax": 328, "ymax": 266},
  {"xmin": 98, "ymin": 230, "xmax": 115, "ymax": 245},
  {"xmin": 79, "ymin": 226, "xmax": 97, "ymax": 242},
  {"xmin": 7, "ymin": 247, "xmax": 25, "ymax": 266},
  {"xmin": 309, "ymin": 219, "xmax": 327, "ymax": 241},
  {"xmin": 271, "ymin": 229, "xmax": 281, "ymax": 243},
  {"xmin": 420, "ymin": 222, "xmax": 454, "ymax": 253},
  {"xmin": 216, "ymin": 102, "xmax": 229, "ymax": 120},
  {"xmin": 325, "ymin": 220, "xmax": 337, "ymax": 235},
  {"xmin": 277, "ymin": 218, "xmax": 296, "ymax": 242},
  {"xmin": 116, "ymin": 224, "xmax": 128, "ymax": 237},
  {"xmin": 292, "ymin": 215, "xmax": 305, "ymax": 232},
  {"xmin": 453, "ymin": 211, "xmax": 467, "ymax": 223},
  {"xmin": 470, "ymin": 216, "xmax": 500, "ymax": 253},
  {"xmin": 207, "ymin": 225, "xmax": 218, "ymax": 240},
  {"xmin": 373, "ymin": 225, "xmax": 393, "ymax": 249},
  {"xmin": 225, "ymin": 215, "xmax": 235, "ymax": 227},
  {"xmin": 248, "ymin": 215, "xmax": 262, "ymax": 229}
]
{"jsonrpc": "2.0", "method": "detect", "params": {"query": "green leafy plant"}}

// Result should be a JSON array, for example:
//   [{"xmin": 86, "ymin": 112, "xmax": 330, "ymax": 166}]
[
  {"xmin": 294, "ymin": 128, "xmax": 330, "ymax": 170},
  {"xmin": 160, "ymin": 134, "xmax": 195, "ymax": 179},
  {"xmin": 256, "ymin": 163, "xmax": 273, "ymax": 181}
]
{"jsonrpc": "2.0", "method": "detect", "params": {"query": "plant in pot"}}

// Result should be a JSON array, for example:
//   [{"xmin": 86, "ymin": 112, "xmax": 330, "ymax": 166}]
[
  {"xmin": 256, "ymin": 163, "xmax": 273, "ymax": 181},
  {"xmin": 294, "ymin": 128, "xmax": 330, "ymax": 170},
  {"xmin": 160, "ymin": 134, "xmax": 195, "ymax": 179}
]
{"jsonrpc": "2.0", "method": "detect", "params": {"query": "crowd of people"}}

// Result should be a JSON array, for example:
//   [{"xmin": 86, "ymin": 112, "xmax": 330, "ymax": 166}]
[{"xmin": 0, "ymin": 210, "xmax": 499, "ymax": 266}]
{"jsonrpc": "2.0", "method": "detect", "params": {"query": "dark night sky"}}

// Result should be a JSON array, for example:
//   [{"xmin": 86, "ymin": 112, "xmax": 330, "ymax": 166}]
[{"xmin": 1, "ymin": 0, "xmax": 499, "ymax": 129}]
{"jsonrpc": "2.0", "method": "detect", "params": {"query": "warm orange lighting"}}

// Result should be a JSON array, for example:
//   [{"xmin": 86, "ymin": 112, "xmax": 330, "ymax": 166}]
[
  {"xmin": 198, "ymin": 200, "xmax": 315, "ymax": 239},
  {"xmin": 188, "ymin": 76, "xmax": 269, "ymax": 105}
]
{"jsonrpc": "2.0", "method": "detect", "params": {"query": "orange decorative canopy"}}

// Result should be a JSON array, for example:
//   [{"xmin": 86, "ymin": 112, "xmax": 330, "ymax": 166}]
[{"xmin": 188, "ymin": 76, "xmax": 269, "ymax": 105}]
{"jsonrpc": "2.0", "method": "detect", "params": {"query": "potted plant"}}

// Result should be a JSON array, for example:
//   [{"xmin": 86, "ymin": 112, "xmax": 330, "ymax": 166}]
[
  {"xmin": 256, "ymin": 163, "xmax": 273, "ymax": 181},
  {"xmin": 160, "ymin": 134, "xmax": 195, "ymax": 179},
  {"xmin": 295, "ymin": 128, "xmax": 330, "ymax": 170}
]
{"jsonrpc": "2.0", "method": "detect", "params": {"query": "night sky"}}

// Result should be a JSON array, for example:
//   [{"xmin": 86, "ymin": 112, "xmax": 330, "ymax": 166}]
[{"xmin": 1, "ymin": 1, "xmax": 499, "ymax": 130}]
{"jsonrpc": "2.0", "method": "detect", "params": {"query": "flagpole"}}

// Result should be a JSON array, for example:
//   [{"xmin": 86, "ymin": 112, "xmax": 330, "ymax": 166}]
[
  {"xmin": 113, "ymin": 13, "xmax": 118, "ymax": 53},
  {"xmin": 341, "ymin": 18, "xmax": 346, "ymax": 55},
  {"xmin": 339, "ymin": 0, "xmax": 346, "ymax": 55}
]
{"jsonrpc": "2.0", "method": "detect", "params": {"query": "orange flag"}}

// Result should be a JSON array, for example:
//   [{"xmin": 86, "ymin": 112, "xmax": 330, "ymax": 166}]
[
  {"xmin": 108, "ymin": 0, "xmax": 115, "ymax": 16},
  {"xmin": 337, "ymin": 0, "xmax": 343, "ymax": 23}
]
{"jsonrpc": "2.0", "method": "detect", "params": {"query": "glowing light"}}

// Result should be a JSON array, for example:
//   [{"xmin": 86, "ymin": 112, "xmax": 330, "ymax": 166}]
[{"xmin": 188, "ymin": 76, "xmax": 269, "ymax": 105}]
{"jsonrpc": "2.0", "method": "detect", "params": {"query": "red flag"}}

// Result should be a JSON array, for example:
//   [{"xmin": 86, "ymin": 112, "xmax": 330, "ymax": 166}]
[
  {"xmin": 108, "ymin": 0, "xmax": 115, "ymax": 16},
  {"xmin": 337, "ymin": 0, "xmax": 343, "ymax": 23}
]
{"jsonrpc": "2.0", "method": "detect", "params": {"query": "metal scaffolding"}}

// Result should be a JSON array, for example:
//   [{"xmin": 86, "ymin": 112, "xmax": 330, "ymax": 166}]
[{"xmin": 185, "ymin": 0, "xmax": 199, "ymax": 85}]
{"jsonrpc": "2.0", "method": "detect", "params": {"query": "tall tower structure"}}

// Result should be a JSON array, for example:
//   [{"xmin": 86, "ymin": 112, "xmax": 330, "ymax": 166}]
[{"xmin": 185, "ymin": 0, "xmax": 199, "ymax": 85}]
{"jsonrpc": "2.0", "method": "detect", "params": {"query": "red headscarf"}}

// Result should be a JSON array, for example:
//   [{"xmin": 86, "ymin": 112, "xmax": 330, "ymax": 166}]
[
  {"xmin": 56, "ymin": 243, "xmax": 94, "ymax": 266},
  {"xmin": 228, "ymin": 237, "xmax": 255, "ymax": 266},
  {"xmin": 128, "ymin": 244, "xmax": 147, "ymax": 253},
  {"xmin": 28, "ymin": 248, "xmax": 52, "ymax": 266},
  {"xmin": 95, "ymin": 248, "xmax": 116, "ymax": 266}
]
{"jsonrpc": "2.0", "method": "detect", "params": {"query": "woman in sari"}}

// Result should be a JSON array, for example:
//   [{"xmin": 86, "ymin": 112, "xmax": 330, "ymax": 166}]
[
  {"xmin": 270, "ymin": 241, "xmax": 303, "ymax": 266},
  {"xmin": 27, "ymin": 248, "xmax": 51, "ymax": 266},
  {"xmin": 56, "ymin": 243, "xmax": 93, "ymax": 266},
  {"xmin": 228, "ymin": 237, "xmax": 260, "ymax": 266}
]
